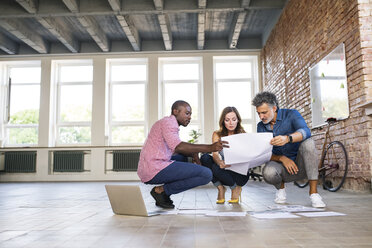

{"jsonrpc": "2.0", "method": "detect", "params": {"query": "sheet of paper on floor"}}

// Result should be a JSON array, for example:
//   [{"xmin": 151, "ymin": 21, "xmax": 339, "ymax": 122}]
[
  {"xmin": 296, "ymin": 211, "xmax": 346, "ymax": 217},
  {"xmin": 250, "ymin": 211, "xmax": 300, "ymax": 219},
  {"xmin": 268, "ymin": 205, "xmax": 325, "ymax": 212}
]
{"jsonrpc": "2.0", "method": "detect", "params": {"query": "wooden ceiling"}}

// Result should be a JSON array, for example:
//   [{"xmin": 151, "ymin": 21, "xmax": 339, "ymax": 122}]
[{"xmin": 0, "ymin": 0, "xmax": 287, "ymax": 55}]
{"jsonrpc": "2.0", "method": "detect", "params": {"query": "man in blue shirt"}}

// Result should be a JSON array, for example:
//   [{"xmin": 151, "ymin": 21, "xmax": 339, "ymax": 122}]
[{"xmin": 252, "ymin": 92, "xmax": 326, "ymax": 208}]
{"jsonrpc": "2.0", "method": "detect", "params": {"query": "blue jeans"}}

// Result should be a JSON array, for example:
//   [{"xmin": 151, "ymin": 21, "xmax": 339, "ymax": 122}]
[
  {"xmin": 200, "ymin": 154, "xmax": 249, "ymax": 188},
  {"xmin": 145, "ymin": 154, "xmax": 212, "ymax": 195}
]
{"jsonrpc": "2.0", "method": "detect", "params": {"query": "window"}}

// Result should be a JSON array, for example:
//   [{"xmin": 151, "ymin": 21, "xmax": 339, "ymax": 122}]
[
  {"xmin": 2, "ymin": 62, "xmax": 41, "ymax": 146},
  {"xmin": 55, "ymin": 61, "xmax": 93, "ymax": 145},
  {"xmin": 108, "ymin": 59, "xmax": 147, "ymax": 145},
  {"xmin": 310, "ymin": 43, "xmax": 349, "ymax": 127},
  {"xmin": 159, "ymin": 57, "xmax": 202, "ymax": 142},
  {"xmin": 214, "ymin": 56, "xmax": 258, "ymax": 132}
]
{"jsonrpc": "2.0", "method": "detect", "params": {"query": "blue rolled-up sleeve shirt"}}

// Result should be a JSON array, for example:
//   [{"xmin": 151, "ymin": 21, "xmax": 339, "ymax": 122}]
[{"xmin": 257, "ymin": 109, "xmax": 311, "ymax": 161}]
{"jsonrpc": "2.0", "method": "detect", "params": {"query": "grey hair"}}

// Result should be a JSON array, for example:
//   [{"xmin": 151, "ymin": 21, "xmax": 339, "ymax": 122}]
[{"xmin": 252, "ymin": 91, "xmax": 279, "ymax": 109}]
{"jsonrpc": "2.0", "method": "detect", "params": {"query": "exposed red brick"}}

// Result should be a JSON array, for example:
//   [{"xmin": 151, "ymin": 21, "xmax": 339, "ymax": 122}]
[{"xmin": 261, "ymin": 0, "xmax": 372, "ymax": 191}]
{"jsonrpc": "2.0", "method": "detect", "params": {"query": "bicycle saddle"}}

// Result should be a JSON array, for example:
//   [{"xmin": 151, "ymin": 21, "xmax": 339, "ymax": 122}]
[{"xmin": 326, "ymin": 117, "xmax": 337, "ymax": 123}]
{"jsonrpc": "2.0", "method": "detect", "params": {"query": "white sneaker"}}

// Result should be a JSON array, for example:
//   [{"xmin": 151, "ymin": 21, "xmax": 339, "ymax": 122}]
[
  {"xmin": 275, "ymin": 189, "xmax": 286, "ymax": 204},
  {"xmin": 310, "ymin": 193, "xmax": 326, "ymax": 208}
]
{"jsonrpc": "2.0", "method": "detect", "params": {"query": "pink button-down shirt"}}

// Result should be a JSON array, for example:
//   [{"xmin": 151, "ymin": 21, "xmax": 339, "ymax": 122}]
[{"xmin": 137, "ymin": 115, "xmax": 182, "ymax": 182}]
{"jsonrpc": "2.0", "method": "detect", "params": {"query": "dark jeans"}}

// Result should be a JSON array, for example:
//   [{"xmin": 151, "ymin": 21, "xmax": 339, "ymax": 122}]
[
  {"xmin": 200, "ymin": 153, "xmax": 249, "ymax": 188},
  {"xmin": 145, "ymin": 154, "xmax": 212, "ymax": 195}
]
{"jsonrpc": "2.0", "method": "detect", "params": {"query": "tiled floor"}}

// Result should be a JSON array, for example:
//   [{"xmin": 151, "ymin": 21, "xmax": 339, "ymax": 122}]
[{"xmin": 0, "ymin": 180, "xmax": 371, "ymax": 248}]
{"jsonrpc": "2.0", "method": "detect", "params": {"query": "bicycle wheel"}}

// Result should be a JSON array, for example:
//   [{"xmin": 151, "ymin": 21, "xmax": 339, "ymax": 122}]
[
  {"xmin": 294, "ymin": 179, "xmax": 309, "ymax": 188},
  {"xmin": 320, "ymin": 141, "xmax": 348, "ymax": 192}
]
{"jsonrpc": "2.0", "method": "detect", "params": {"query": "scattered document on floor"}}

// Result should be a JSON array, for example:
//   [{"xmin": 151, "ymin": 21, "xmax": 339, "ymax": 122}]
[
  {"xmin": 221, "ymin": 133, "xmax": 273, "ymax": 175},
  {"xmin": 296, "ymin": 211, "xmax": 346, "ymax": 217},
  {"xmin": 178, "ymin": 209, "xmax": 212, "ymax": 215},
  {"xmin": 157, "ymin": 210, "xmax": 179, "ymax": 215},
  {"xmin": 268, "ymin": 205, "xmax": 325, "ymax": 212},
  {"xmin": 205, "ymin": 211, "xmax": 246, "ymax": 217},
  {"xmin": 250, "ymin": 211, "xmax": 300, "ymax": 219}
]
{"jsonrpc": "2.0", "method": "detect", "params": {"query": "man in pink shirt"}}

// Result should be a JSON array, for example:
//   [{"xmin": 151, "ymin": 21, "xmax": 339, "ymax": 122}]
[{"xmin": 138, "ymin": 100, "xmax": 227, "ymax": 209}]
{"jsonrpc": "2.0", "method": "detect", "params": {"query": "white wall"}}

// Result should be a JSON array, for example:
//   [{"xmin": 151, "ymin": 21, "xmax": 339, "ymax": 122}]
[{"xmin": 0, "ymin": 50, "xmax": 261, "ymax": 182}]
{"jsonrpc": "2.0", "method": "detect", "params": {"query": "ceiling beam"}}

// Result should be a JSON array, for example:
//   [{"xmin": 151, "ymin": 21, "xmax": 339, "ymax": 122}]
[
  {"xmin": 62, "ymin": 0, "xmax": 79, "ymax": 13},
  {"xmin": 0, "ymin": 32, "xmax": 18, "ymax": 54},
  {"xmin": 153, "ymin": 0, "xmax": 172, "ymax": 51},
  {"xmin": 15, "ymin": 0, "xmax": 37, "ymax": 14},
  {"xmin": 37, "ymin": 17, "xmax": 79, "ymax": 53},
  {"xmin": 157, "ymin": 14, "xmax": 172, "ymax": 50},
  {"xmin": 0, "ymin": 6, "xmax": 284, "ymax": 19},
  {"xmin": 14, "ymin": 0, "xmax": 79, "ymax": 53},
  {"xmin": 153, "ymin": 0, "xmax": 163, "ymax": 11},
  {"xmin": 0, "ymin": 19, "xmax": 48, "ymax": 53},
  {"xmin": 240, "ymin": 0, "xmax": 251, "ymax": 8},
  {"xmin": 63, "ymin": 0, "xmax": 109, "ymax": 52},
  {"xmin": 197, "ymin": 0, "xmax": 206, "ymax": 50},
  {"xmin": 107, "ymin": 0, "xmax": 141, "ymax": 51},
  {"xmin": 76, "ymin": 16, "xmax": 110, "ymax": 52},
  {"xmin": 115, "ymin": 15, "xmax": 141, "ymax": 51},
  {"xmin": 107, "ymin": 0, "xmax": 121, "ymax": 11},
  {"xmin": 228, "ymin": 11, "xmax": 246, "ymax": 49}
]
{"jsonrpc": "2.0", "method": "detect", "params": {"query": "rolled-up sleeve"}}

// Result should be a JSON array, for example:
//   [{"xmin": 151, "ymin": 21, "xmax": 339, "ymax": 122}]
[
  {"xmin": 291, "ymin": 110, "xmax": 311, "ymax": 140},
  {"xmin": 162, "ymin": 119, "xmax": 182, "ymax": 151}
]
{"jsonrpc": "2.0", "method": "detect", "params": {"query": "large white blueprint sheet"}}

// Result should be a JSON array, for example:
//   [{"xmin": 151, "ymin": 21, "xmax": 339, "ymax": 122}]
[{"xmin": 221, "ymin": 133, "xmax": 273, "ymax": 175}]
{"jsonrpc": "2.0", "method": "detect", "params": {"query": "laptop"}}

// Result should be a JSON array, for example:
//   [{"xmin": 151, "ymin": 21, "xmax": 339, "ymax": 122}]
[{"xmin": 105, "ymin": 185, "xmax": 162, "ymax": 217}]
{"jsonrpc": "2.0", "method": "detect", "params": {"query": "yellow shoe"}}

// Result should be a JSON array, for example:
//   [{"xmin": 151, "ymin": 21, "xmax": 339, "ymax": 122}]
[
  {"xmin": 228, "ymin": 187, "xmax": 242, "ymax": 204},
  {"xmin": 228, "ymin": 198, "xmax": 239, "ymax": 204},
  {"xmin": 216, "ymin": 199, "xmax": 225, "ymax": 204}
]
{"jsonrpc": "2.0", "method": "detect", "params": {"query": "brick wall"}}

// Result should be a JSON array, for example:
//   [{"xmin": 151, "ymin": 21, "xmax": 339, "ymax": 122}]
[{"xmin": 261, "ymin": 0, "xmax": 372, "ymax": 191}]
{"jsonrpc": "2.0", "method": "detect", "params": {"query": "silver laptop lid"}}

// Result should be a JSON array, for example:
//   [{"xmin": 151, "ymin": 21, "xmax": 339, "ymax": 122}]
[{"xmin": 105, "ymin": 185, "xmax": 150, "ymax": 217}]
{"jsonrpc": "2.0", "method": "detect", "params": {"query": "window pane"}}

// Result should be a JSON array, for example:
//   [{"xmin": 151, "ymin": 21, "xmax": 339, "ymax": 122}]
[
  {"xmin": 8, "ymin": 127, "xmax": 38, "ymax": 145},
  {"xmin": 164, "ymin": 83, "xmax": 198, "ymax": 120},
  {"xmin": 163, "ymin": 63, "xmax": 199, "ymax": 80},
  {"xmin": 58, "ymin": 127, "xmax": 91, "ymax": 144},
  {"xmin": 217, "ymin": 81, "xmax": 252, "ymax": 119},
  {"xmin": 9, "ymin": 85, "xmax": 40, "ymax": 124},
  {"xmin": 179, "ymin": 124, "xmax": 200, "ymax": 143},
  {"xmin": 10, "ymin": 67, "xmax": 41, "ymax": 84},
  {"xmin": 60, "ymin": 65, "xmax": 92, "ymax": 82},
  {"xmin": 112, "ymin": 84, "xmax": 145, "ymax": 121},
  {"xmin": 111, "ymin": 126, "xmax": 145, "ymax": 144},
  {"xmin": 111, "ymin": 65, "xmax": 146, "ymax": 81},
  {"xmin": 215, "ymin": 62, "xmax": 251, "ymax": 79},
  {"xmin": 60, "ymin": 85, "xmax": 92, "ymax": 122}
]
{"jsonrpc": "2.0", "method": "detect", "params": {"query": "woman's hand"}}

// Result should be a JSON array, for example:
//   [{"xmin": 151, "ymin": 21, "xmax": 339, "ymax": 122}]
[{"xmin": 218, "ymin": 161, "xmax": 231, "ymax": 169}]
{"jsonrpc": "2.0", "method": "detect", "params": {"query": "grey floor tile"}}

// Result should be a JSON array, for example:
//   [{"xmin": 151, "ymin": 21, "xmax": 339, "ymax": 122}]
[{"xmin": 0, "ymin": 181, "xmax": 371, "ymax": 248}]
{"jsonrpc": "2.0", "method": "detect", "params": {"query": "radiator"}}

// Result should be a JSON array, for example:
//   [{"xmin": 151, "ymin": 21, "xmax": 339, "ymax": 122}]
[
  {"xmin": 4, "ymin": 151, "xmax": 37, "ymax": 173},
  {"xmin": 53, "ymin": 151, "xmax": 85, "ymax": 172},
  {"xmin": 113, "ymin": 149, "xmax": 141, "ymax": 171}
]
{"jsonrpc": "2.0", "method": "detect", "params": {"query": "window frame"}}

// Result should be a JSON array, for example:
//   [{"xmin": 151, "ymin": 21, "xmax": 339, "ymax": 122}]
[
  {"xmin": 107, "ymin": 58, "xmax": 148, "ymax": 146},
  {"xmin": 213, "ymin": 56, "xmax": 259, "ymax": 133},
  {"xmin": 158, "ymin": 57, "xmax": 203, "ymax": 142},
  {"xmin": 54, "ymin": 60, "xmax": 93, "ymax": 146},
  {"xmin": 2, "ymin": 61, "xmax": 41, "ymax": 147}
]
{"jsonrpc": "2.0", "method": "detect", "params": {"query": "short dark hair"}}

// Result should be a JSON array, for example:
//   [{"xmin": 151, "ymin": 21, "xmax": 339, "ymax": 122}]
[
  {"xmin": 171, "ymin": 100, "xmax": 190, "ymax": 114},
  {"xmin": 252, "ymin": 91, "xmax": 279, "ymax": 109}
]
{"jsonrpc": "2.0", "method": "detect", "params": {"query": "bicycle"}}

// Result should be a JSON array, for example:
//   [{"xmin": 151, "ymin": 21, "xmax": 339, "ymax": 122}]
[{"xmin": 294, "ymin": 117, "xmax": 348, "ymax": 192}]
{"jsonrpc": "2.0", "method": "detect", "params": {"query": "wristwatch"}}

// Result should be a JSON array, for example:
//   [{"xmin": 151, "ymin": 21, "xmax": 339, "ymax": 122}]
[{"xmin": 288, "ymin": 135, "xmax": 293, "ymax": 143}]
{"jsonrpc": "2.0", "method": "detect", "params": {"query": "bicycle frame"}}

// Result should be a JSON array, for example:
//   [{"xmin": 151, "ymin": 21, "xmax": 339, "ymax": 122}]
[{"xmin": 318, "ymin": 122, "xmax": 340, "ymax": 176}]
